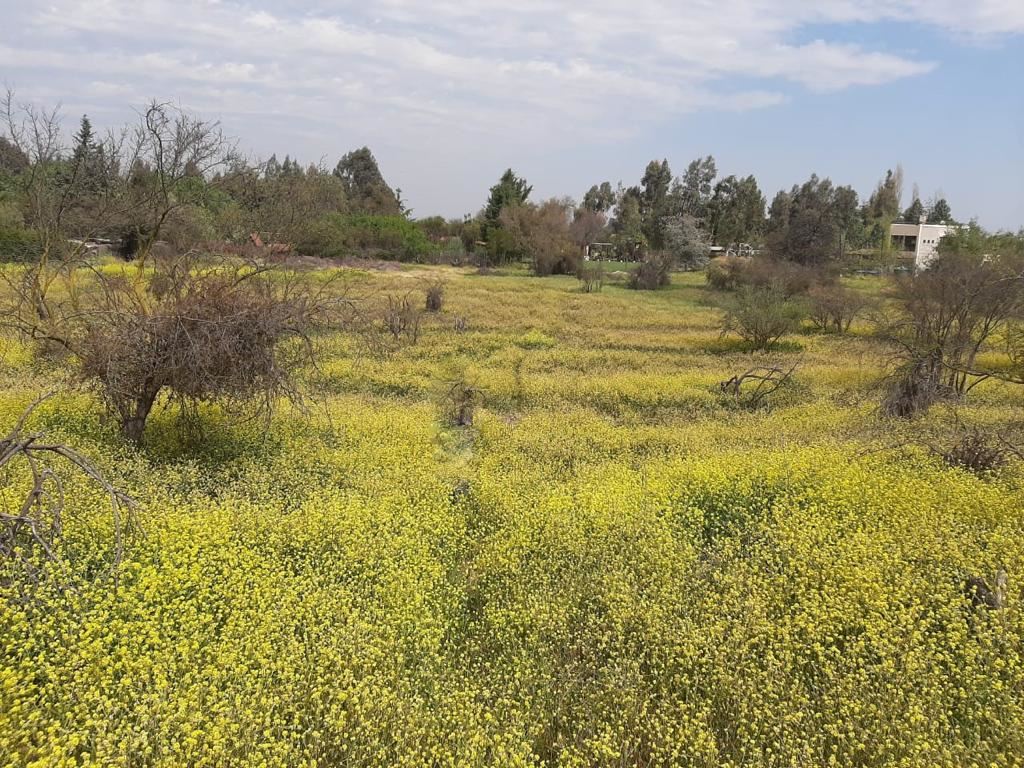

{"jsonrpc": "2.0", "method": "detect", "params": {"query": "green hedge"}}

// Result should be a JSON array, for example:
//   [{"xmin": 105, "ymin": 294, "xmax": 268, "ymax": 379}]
[
  {"xmin": 296, "ymin": 214, "xmax": 438, "ymax": 262},
  {"xmin": 0, "ymin": 226, "xmax": 42, "ymax": 263}
]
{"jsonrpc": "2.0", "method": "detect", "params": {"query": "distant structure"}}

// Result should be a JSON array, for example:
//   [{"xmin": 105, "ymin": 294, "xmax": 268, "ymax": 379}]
[
  {"xmin": 583, "ymin": 242, "xmax": 615, "ymax": 261},
  {"xmin": 890, "ymin": 216, "xmax": 959, "ymax": 269}
]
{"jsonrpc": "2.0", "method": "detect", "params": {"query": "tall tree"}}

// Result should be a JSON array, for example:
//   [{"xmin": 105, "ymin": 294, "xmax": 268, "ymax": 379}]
[
  {"xmin": 482, "ymin": 168, "xmax": 532, "ymax": 241},
  {"xmin": 639, "ymin": 159, "xmax": 673, "ymax": 248},
  {"xmin": 833, "ymin": 185, "xmax": 863, "ymax": 259},
  {"xmin": 582, "ymin": 181, "xmax": 616, "ymax": 213},
  {"xmin": 708, "ymin": 174, "xmax": 765, "ymax": 246},
  {"xmin": 768, "ymin": 175, "xmax": 850, "ymax": 264},
  {"xmin": 867, "ymin": 166, "xmax": 903, "ymax": 221},
  {"xmin": 333, "ymin": 147, "xmax": 401, "ymax": 215},
  {"xmin": 610, "ymin": 188, "xmax": 646, "ymax": 259},
  {"xmin": 663, "ymin": 214, "xmax": 711, "ymax": 269},
  {"xmin": 675, "ymin": 155, "xmax": 717, "ymax": 221},
  {"xmin": 68, "ymin": 114, "xmax": 109, "ymax": 195},
  {"xmin": 928, "ymin": 197, "xmax": 953, "ymax": 224},
  {"xmin": 903, "ymin": 197, "xmax": 925, "ymax": 223}
]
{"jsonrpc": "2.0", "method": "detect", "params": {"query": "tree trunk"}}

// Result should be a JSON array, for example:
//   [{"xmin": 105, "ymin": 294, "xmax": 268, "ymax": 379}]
[{"xmin": 119, "ymin": 387, "xmax": 159, "ymax": 446}]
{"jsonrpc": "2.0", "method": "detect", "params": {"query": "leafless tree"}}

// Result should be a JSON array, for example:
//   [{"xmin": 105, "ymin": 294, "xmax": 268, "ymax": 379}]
[
  {"xmin": 878, "ymin": 247, "xmax": 1024, "ymax": 412},
  {"xmin": 124, "ymin": 101, "xmax": 239, "ymax": 262}
]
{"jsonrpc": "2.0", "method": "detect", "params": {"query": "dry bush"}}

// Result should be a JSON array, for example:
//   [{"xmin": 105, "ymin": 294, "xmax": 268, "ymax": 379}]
[
  {"xmin": 940, "ymin": 430, "xmax": 1008, "ymax": 474},
  {"xmin": 4, "ymin": 255, "xmax": 344, "ymax": 444},
  {"xmin": 706, "ymin": 256, "xmax": 829, "ymax": 296},
  {"xmin": 383, "ymin": 293, "xmax": 422, "ymax": 344},
  {"xmin": 721, "ymin": 284, "xmax": 806, "ymax": 350},
  {"xmin": 882, "ymin": 248, "xmax": 1024, "ymax": 397},
  {"xmin": 808, "ymin": 284, "xmax": 868, "ymax": 333},
  {"xmin": 443, "ymin": 380, "xmax": 481, "ymax": 427},
  {"xmin": 875, "ymin": 413, "xmax": 1016, "ymax": 476},
  {"xmin": 705, "ymin": 256, "xmax": 749, "ymax": 291},
  {"xmin": 576, "ymin": 263, "xmax": 604, "ymax": 293},
  {"xmin": 628, "ymin": 252, "xmax": 672, "ymax": 290},
  {"xmin": 425, "ymin": 280, "xmax": 445, "ymax": 312},
  {"xmin": 879, "ymin": 356, "xmax": 952, "ymax": 419},
  {"xmin": 499, "ymin": 199, "xmax": 579, "ymax": 276},
  {"xmin": 965, "ymin": 569, "xmax": 1008, "ymax": 611}
]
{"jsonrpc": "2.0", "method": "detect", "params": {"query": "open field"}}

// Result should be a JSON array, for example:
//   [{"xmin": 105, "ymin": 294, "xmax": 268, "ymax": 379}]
[{"xmin": 2, "ymin": 266, "xmax": 1023, "ymax": 767}]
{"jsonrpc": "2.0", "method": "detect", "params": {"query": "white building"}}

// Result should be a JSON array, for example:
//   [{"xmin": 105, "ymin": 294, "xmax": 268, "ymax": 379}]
[{"xmin": 890, "ymin": 219, "xmax": 958, "ymax": 269}]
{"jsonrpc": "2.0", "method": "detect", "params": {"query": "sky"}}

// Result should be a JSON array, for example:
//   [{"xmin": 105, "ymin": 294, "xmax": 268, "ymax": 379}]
[{"xmin": 1, "ymin": 1, "xmax": 1022, "ymax": 229}]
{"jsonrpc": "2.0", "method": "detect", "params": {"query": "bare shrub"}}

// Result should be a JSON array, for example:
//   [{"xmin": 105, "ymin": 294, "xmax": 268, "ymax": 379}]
[
  {"xmin": 576, "ymin": 262, "xmax": 604, "ymax": 293},
  {"xmin": 499, "ymin": 199, "xmax": 579, "ymax": 276},
  {"xmin": 4, "ymin": 255, "xmax": 342, "ymax": 444},
  {"xmin": 444, "ymin": 380, "xmax": 481, "ymax": 427},
  {"xmin": 940, "ymin": 430, "xmax": 1008, "ymax": 474},
  {"xmin": 425, "ymin": 280, "xmax": 445, "ymax": 312},
  {"xmin": 706, "ymin": 256, "xmax": 829, "ymax": 296},
  {"xmin": 721, "ymin": 284, "xmax": 805, "ymax": 350},
  {"xmin": 965, "ymin": 569, "xmax": 1008, "ymax": 611},
  {"xmin": 879, "ymin": 356, "xmax": 951, "ymax": 419},
  {"xmin": 881, "ymin": 243, "xmax": 1024, "ymax": 397},
  {"xmin": 808, "ymin": 284, "xmax": 867, "ymax": 333},
  {"xmin": 705, "ymin": 256, "xmax": 749, "ymax": 291},
  {"xmin": 383, "ymin": 293, "xmax": 422, "ymax": 345},
  {"xmin": 628, "ymin": 252, "xmax": 672, "ymax": 290}
]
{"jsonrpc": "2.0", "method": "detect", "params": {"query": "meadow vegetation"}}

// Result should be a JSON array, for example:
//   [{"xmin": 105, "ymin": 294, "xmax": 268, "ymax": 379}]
[
  {"xmin": 2, "ymin": 261, "xmax": 1024, "ymax": 767},
  {"xmin": 2, "ymin": 91, "xmax": 1024, "ymax": 767}
]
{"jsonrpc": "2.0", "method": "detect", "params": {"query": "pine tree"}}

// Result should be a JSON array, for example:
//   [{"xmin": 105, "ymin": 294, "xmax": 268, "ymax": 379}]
[
  {"xmin": 927, "ymin": 198, "xmax": 953, "ymax": 224},
  {"xmin": 903, "ymin": 197, "xmax": 925, "ymax": 223},
  {"xmin": 69, "ymin": 114, "xmax": 106, "ymax": 192},
  {"xmin": 482, "ymin": 169, "xmax": 532, "ymax": 238}
]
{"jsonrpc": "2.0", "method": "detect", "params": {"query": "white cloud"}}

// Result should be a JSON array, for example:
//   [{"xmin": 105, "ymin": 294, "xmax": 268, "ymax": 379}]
[
  {"xmin": 1, "ymin": 0, "xmax": 1021, "ymax": 218},
  {"xmin": 11, "ymin": 0, "xmax": 948, "ymax": 127}
]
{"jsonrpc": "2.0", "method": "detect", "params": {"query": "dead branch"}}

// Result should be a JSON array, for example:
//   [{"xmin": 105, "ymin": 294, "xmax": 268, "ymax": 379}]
[
  {"xmin": 719, "ymin": 362, "xmax": 799, "ymax": 409},
  {"xmin": 1, "ymin": 394, "xmax": 134, "ymax": 590}
]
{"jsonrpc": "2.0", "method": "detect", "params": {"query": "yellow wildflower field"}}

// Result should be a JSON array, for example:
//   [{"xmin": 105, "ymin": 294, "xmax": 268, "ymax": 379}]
[{"xmin": 1, "ymin": 266, "xmax": 1022, "ymax": 767}]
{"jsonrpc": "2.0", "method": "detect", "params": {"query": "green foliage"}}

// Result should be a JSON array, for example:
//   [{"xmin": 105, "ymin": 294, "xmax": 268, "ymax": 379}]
[
  {"xmin": 581, "ymin": 181, "xmax": 616, "ymax": 213},
  {"xmin": 767, "ymin": 175, "xmax": 861, "ymax": 263},
  {"xmin": 867, "ymin": 166, "xmax": 903, "ymax": 221},
  {"xmin": 722, "ymin": 283, "xmax": 806, "ymax": 349},
  {"xmin": 415, "ymin": 215, "xmax": 450, "ymax": 240},
  {"xmin": 928, "ymin": 197, "xmax": 954, "ymax": 224},
  {"xmin": 675, "ymin": 155, "xmax": 717, "ymax": 221},
  {"xmin": 610, "ymin": 193, "xmax": 647, "ymax": 260},
  {"xmin": 639, "ymin": 159, "xmax": 673, "ymax": 248},
  {"xmin": 296, "ymin": 213, "xmax": 438, "ymax": 262},
  {"xmin": 483, "ymin": 169, "xmax": 532, "ymax": 244},
  {"xmin": 903, "ymin": 197, "xmax": 925, "ymax": 223},
  {"xmin": 0, "ymin": 225, "xmax": 42, "ymax": 262},
  {"xmin": 0, "ymin": 137, "xmax": 29, "ymax": 176},
  {"xmin": 333, "ymin": 147, "xmax": 401, "ymax": 216},
  {"xmin": 708, "ymin": 174, "xmax": 765, "ymax": 247}
]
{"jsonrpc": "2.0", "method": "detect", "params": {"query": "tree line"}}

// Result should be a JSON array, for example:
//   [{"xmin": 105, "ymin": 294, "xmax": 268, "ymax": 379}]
[{"xmin": 1, "ymin": 92, "xmax": 975, "ymax": 273}]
